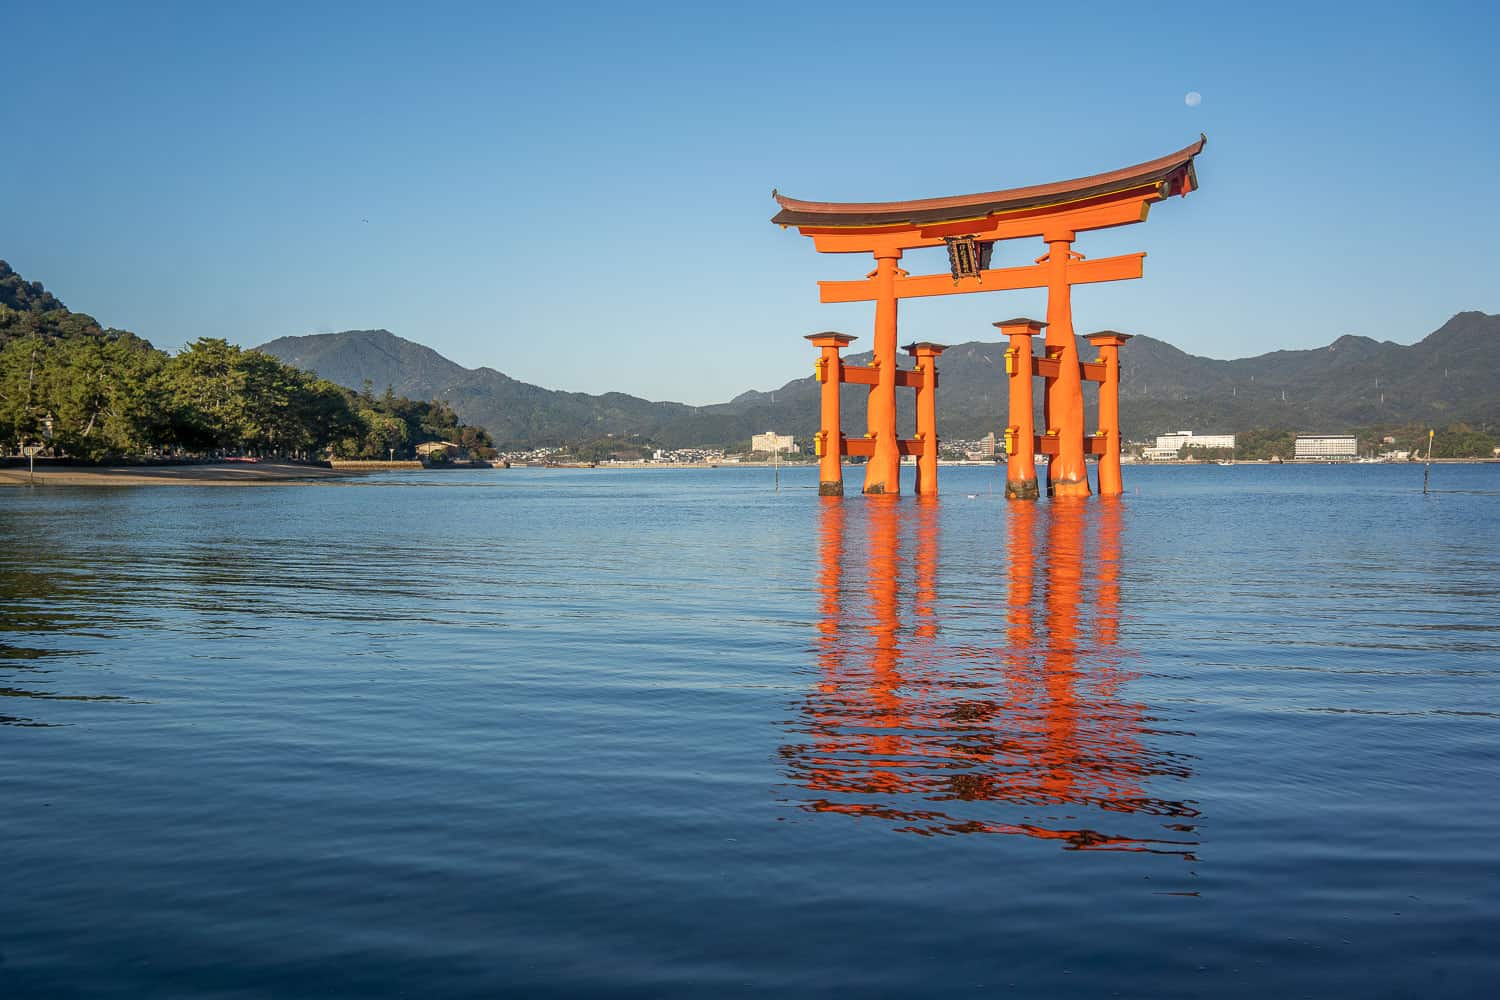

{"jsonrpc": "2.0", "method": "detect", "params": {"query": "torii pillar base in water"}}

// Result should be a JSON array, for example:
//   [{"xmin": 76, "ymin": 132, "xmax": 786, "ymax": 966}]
[
  {"xmin": 808, "ymin": 332, "xmax": 946, "ymax": 497},
  {"xmin": 1041, "ymin": 233, "xmax": 1091, "ymax": 500},
  {"xmin": 905, "ymin": 341, "xmax": 946, "ymax": 497},
  {"xmin": 998, "ymin": 318, "xmax": 1045, "ymax": 500},
  {"xmin": 998, "ymin": 320, "xmax": 1135, "ymax": 500},
  {"xmin": 1087, "ymin": 330, "xmax": 1132, "ymax": 498},
  {"xmin": 807, "ymin": 332, "xmax": 857, "ymax": 496}
]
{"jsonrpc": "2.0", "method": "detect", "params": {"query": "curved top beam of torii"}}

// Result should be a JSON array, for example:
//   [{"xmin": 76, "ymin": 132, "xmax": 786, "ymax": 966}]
[
  {"xmin": 771, "ymin": 136, "xmax": 1206, "ymax": 256},
  {"xmin": 772, "ymin": 135, "xmax": 1205, "ymax": 230}
]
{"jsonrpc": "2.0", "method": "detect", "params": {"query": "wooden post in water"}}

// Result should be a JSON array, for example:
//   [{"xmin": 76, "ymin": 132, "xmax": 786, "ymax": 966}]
[{"xmin": 1423, "ymin": 428, "xmax": 1434, "ymax": 494}]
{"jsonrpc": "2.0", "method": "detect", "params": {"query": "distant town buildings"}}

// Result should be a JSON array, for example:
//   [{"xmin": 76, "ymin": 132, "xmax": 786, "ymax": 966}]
[
  {"xmin": 494, "ymin": 445, "xmax": 731, "ymax": 465},
  {"xmin": 953, "ymin": 433, "xmax": 999, "ymax": 461},
  {"xmin": 1142, "ymin": 430, "xmax": 1236, "ymax": 461},
  {"xmin": 930, "ymin": 436, "xmax": 1003, "ymax": 461},
  {"xmin": 648, "ymin": 447, "xmax": 727, "ymax": 464},
  {"xmin": 751, "ymin": 432, "xmax": 795, "ymax": 453},
  {"xmin": 1294, "ymin": 434, "xmax": 1358, "ymax": 462}
]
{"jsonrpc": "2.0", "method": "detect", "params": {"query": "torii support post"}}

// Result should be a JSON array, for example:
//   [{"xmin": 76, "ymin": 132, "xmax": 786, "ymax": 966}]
[
  {"xmin": 1042, "ymin": 232, "xmax": 1090, "ymax": 498},
  {"xmin": 996, "ymin": 318, "xmax": 1045, "ymax": 500},
  {"xmin": 905, "ymin": 341, "xmax": 946, "ymax": 497},
  {"xmin": 807, "ymin": 332, "xmax": 857, "ymax": 496},
  {"xmin": 1087, "ymin": 331, "xmax": 1132, "ymax": 497},
  {"xmin": 864, "ymin": 250, "xmax": 903, "ymax": 495}
]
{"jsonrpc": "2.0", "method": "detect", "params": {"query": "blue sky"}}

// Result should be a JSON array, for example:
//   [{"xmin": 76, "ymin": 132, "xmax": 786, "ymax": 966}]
[{"xmin": 5, "ymin": 1, "xmax": 1497, "ymax": 404}]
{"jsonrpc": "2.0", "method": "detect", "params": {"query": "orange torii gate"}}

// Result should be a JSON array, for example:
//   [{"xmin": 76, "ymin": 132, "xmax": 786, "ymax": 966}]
[{"xmin": 774, "ymin": 136, "xmax": 1205, "ymax": 498}]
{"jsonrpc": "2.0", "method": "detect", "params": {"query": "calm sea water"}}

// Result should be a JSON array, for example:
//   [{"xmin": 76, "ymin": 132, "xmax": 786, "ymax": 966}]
[{"xmin": 3, "ymin": 464, "xmax": 1498, "ymax": 998}]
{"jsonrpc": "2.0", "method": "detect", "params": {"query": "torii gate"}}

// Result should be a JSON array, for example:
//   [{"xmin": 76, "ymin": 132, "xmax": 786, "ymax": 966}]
[{"xmin": 774, "ymin": 136, "xmax": 1205, "ymax": 498}]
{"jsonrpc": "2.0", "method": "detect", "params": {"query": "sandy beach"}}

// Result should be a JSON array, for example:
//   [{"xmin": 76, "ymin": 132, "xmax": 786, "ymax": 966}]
[{"xmin": 0, "ymin": 462, "xmax": 365, "ymax": 487}]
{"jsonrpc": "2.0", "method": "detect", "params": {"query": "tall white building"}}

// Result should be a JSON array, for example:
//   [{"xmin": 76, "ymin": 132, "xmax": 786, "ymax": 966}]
[
  {"xmin": 751, "ymin": 432, "xmax": 795, "ymax": 453},
  {"xmin": 1294, "ymin": 435, "xmax": 1358, "ymax": 462}
]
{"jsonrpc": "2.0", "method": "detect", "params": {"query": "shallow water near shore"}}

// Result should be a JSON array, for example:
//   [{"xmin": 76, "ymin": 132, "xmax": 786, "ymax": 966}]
[{"xmin": 3, "ymin": 463, "xmax": 1498, "ymax": 997}]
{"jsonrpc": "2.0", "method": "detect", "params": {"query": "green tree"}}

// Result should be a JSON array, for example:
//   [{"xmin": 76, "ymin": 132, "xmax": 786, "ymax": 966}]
[
  {"xmin": 1430, "ymin": 424, "xmax": 1497, "ymax": 459},
  {"xmin": 1234, "ymin": 428, "xmax": 1297, "ymax": 461},
  {"xmin": 163, "ymin": 338, "xmax": 249, "ymax": 451},
  {"xmin": 0, "ymin": 336, "xmax": 50, "ymax": 451},
  {"xmin": 49, "ymin": 334, "xmax": 164, "ymax": 458}
]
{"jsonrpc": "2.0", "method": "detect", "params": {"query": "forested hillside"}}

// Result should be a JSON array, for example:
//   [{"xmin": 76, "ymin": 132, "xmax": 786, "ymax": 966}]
[
  {"xmin": 258, "ymin": 329, "xmax": 719, "ymax": 447},
  {"xmin": 0, "ymin": 261, "xmax": 493, "ymax": 460},
  {"xmin": 261, "ymin": 313, "xmax": 1500, "ymax": 450}
]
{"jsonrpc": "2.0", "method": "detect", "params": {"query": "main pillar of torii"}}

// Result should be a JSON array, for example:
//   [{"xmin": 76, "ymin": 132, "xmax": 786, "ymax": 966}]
[
  {"xmin": 773, "ymin": 136, "xmax": 1205, "ymax": 497},
  {"xmin": 999, "ymin": 319, "xmax": 1133, "ymax": 500}
]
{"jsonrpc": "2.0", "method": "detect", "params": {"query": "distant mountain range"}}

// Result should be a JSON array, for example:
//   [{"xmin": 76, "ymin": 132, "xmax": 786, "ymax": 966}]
[{"xmin": 257, "ymin": 312, "xmax": 1500, "ymax": 447}]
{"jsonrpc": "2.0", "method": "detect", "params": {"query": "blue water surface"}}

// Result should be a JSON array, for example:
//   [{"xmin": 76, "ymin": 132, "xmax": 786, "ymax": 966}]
[{"xmin": 2, "ymin": 463, "xmax": 1498, "ymax": 997}]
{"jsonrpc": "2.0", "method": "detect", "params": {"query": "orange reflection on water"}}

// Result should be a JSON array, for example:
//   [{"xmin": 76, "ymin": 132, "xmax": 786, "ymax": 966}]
[{"xmin": 784, "ymin": 497, "xmax": 1198, "ymax": 856}]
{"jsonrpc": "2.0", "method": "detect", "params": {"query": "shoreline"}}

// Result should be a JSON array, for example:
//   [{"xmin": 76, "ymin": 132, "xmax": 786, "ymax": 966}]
[
  {"xmin": 0, "ymin": 462, "xmax": 367, "ymax": 487},
  {"xmin": 1125, "ymin": 458, "xmax": 1499, "ymax": 466},
  {"xmin": 539, "ymin": 458, "xmax": 1499, "ymax": 469},
  {"xmin": 5, "ymin": 457, "xmax": 1494, "ymax": 488}
]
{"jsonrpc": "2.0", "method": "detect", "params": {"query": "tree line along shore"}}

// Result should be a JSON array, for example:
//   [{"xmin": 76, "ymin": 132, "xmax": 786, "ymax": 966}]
[{"xmin": 1, "ymin": 261, "xmax": 494, "ymax": 464}]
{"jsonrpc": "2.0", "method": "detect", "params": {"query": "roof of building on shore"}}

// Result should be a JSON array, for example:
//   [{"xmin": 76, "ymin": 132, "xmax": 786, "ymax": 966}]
[{"xmin": 771, "ymin": 135, "xmax": 1206, "ymax": 229}]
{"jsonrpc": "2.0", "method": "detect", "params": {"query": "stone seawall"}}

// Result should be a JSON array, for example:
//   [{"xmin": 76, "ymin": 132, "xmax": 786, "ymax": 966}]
[{"xmin": 329, "ymin": 460, "xmax": 424, "ymax": 470}]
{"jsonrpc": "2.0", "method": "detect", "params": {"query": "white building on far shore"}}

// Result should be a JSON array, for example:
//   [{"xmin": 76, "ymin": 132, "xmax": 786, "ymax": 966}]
[
  {"xmin": 1294, "ymin": 434, "xmax": 1358, "ymax": 462},
  {"xmin": 1142, "ymin": 430, "xmax": 1236, "ymax": 461},
  {"xmin": 751, "ymin": 432, "xmax": 795, "ymax": 453}
]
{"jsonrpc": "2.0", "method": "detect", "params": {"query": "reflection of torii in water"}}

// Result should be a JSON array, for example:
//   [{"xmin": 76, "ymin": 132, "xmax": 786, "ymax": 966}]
[{"xmin": 784, "ymin": 499, "xmax": 1199, "ymax": 855}]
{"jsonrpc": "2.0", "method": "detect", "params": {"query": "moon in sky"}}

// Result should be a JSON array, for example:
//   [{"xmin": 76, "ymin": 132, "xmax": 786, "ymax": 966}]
[{"xmin": 1185, "ymin": 91, "xmax": 1202, "ymax": 107}]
